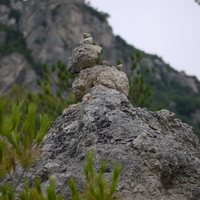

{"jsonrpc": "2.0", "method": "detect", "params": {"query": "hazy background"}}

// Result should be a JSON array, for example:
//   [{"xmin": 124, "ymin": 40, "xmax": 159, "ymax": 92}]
[{"xmin": 88, "ymin": 0, "xmax": 200, "ymax": 80}]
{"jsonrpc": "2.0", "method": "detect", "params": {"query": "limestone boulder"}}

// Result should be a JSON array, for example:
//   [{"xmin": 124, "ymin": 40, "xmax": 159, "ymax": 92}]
[{"xmin": 67, "ymin": 44, "xmax": 102, "ymax": 74}]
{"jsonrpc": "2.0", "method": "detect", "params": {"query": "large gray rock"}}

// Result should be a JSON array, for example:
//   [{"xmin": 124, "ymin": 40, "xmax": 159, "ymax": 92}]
[
  {"xmin": 68, "ymin": 43, "xmax": 102, "ymax": 74},
  {"xmin": 24, "ymin": 85, "xmax": 200, "ymax": 200}
]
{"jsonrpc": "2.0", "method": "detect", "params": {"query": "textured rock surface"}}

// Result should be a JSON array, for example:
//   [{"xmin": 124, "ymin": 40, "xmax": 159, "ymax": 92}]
[
  {"xmin": 68, "ymin": 43, "xmax": 102, "ymax": 74},
  {"xmin": 19, "ymin": 0, "xmax": 115, "ymax": 66},
  {"xmin": 0, "ymin": 31, "xmax": 6, "ymax": 45},
  {"xmin": 72, "ymin": 65, "xmax": 130, "ymax": 101},
  {"xmin": 0, "ymin": 0, "xmax": 21, "ymax": 27},
  {"xmin": 0, "ymin": 53, "xmax": 37, "ymax": 94},
  {"xmin": 69, "ymin": 33, "xmax": 129, "ymax": 101},
  {"xmin": 22, "ymin": 85, "xmax": 200, "ymax": 200},
  {"xmin": 0, "ymin": 4, "xmax": 10, "ymax": 25}
]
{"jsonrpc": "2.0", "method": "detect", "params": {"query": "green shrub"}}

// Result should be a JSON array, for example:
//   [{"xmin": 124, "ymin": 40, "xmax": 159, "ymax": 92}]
[
  {"xmin": 128, "ymin": 50, "xmax": 152, "ymax": 107},
  {"xmin": 68, "ymin": 150, "xmax": 121, "ymax": 200},
  {"xmin": 0, "ymin": 98, "xmax": 51, "ymax": 190},
  {"xmin": 83, "ymin": 3, "xmax": 109, "ymax": 22},
  {"xmin": 27, "ymin": 60, "xmax": 76, "ymax": 118}
]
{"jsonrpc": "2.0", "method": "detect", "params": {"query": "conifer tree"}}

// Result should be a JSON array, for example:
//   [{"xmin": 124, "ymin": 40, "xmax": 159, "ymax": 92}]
[
  {"xmin": 68, "ymin": 150, "xmax": 121, "ymax": 200},
  {"xmin": 127, "ymin": 50, "xmax": 152, "ymax": 107},
  {"xmin": 0, "ymin": 98, "xmax": 51, "ymax": 196},
  {"xmin": 27, "ymin": 60, "xmax": 76, "ymax": 118}
]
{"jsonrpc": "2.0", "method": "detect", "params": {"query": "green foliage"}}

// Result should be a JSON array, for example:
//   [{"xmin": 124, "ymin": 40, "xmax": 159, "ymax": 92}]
[
  {"xmin": 115, "ymin": 36, "xmax": 135, "ymax": 52},
  {"xmin": 128, "ymin": 50, "xmax": 152, "ymax": 107},
  {"xmin": 0, "ymin": 98, "xmax": 66, "ymax": 199},
  {"xmin": 174, "ymin": 96, "xmax": 198, "ymax": 116},
  {"xmin": 84, "ymin": 2, "xmax": 110, "ymax": 22},
  {"xmin": 68, "ymin": 150, "xmax": 121, "ymax": 200},
  {"xmin": 115, "ymin": 36, "xmax": 152, "ymax": 107},
  {"xmin": 0, "ymin": 97, "xmax": 60, "ymax": 199},
  {"xmin": 27, "ymin": 60, "xmax": 76, "ymax": 119},
  {"xmin": 96, "ymin": 48, "xmax": 104, "ymax": 64},
  {"xmin": 1, "ymin": 60, "xmax": 76, "ymax": 121},
  {"xmin": 0, "ymin": 149, "xmax": 121, "ymax": 200},
  {"xmin": 0, "ymin": 98, "xmax": 51, "ymax": 189},
  {"xmin": 0, "ymin": 24, "xmax": 26, "ymax": 55},
  {"xmin": 143, "ymin": 65, "xmax": 200, "ymax": 136},
  {"xmin": 0, "ymin": 177, "xmax": 64, "ymax": 200},
  {"xmin": 18, "ymin": 177, "xmax": 63, "ymax": 200},
  {"xmin": 0, "ymin": 183, "xmax": 14, "ymax": 200}
]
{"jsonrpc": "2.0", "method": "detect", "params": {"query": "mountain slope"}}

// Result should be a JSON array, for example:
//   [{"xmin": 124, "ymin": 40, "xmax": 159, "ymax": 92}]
[{"xmin": 0, "ymin": 0, "xmax": 200, "ymax": 136}]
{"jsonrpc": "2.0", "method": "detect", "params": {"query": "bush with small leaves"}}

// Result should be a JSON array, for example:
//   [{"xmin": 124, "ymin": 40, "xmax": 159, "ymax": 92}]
[
  {"xmin": 68, "ymin": 150, "xmax": 121, "ymax": 200},
  {"xmin": 0, "ymin": 98, "xmax": 52, "ymax": 194},
  {"xmin": 27, "ymin": 60, "xmax": 76, "ymax": 119},
  {"xmin": 3, "ymin": 60, "xmax": 76, "ymax": 120},
  {"xmin": 0, "ymin": 177, "xmax": 64, "ymax": 200},
  {"xmin": 128, "ymin": 50, "xmax": 152, "ymax": 107}
]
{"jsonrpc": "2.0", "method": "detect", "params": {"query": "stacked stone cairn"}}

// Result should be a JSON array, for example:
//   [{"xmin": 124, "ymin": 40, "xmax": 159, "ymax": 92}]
[{"xmin": 67, "ymin": 33, "xmax": 130, "ymax": 101}]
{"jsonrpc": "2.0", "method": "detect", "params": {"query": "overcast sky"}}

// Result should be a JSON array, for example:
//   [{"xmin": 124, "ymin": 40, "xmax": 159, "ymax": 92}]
[{"xmin": 88, "ymin": 0, "xmax": 200, "ymax": 80}]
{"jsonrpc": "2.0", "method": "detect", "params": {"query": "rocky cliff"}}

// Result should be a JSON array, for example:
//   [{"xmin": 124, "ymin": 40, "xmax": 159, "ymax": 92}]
[
  {"xmin": 0, "ymin": 52, "xmax": 36, "ymax": 93},
  {"xmin": 0, "ymin": 0, "xmax": 199, "ymax": 92},
  {"xmin": 19, "ymin": 0, "xmax": 116, "ymax": 66}
]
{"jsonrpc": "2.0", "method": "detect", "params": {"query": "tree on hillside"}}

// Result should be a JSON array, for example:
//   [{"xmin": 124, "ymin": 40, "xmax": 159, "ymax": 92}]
[
  {"xmin": 28, "ymin": 60, "xmax": 76, "ymax": 118},
  {"xmin": 127, "ymin": 50, "xmax": 152, "ymax": 107},
  {"xmin": 3, "ymin": 60, "xmax": 77, "ymax": 120},
  {"xmin": 195, "ymin": 0, "xmax": 200, "ymax": 5}
]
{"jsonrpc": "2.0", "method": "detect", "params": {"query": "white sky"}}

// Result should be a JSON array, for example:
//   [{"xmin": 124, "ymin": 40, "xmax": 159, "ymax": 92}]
[{"xmin": 88, "ymin": 0, "xmax": 200, "ymax": 80}]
